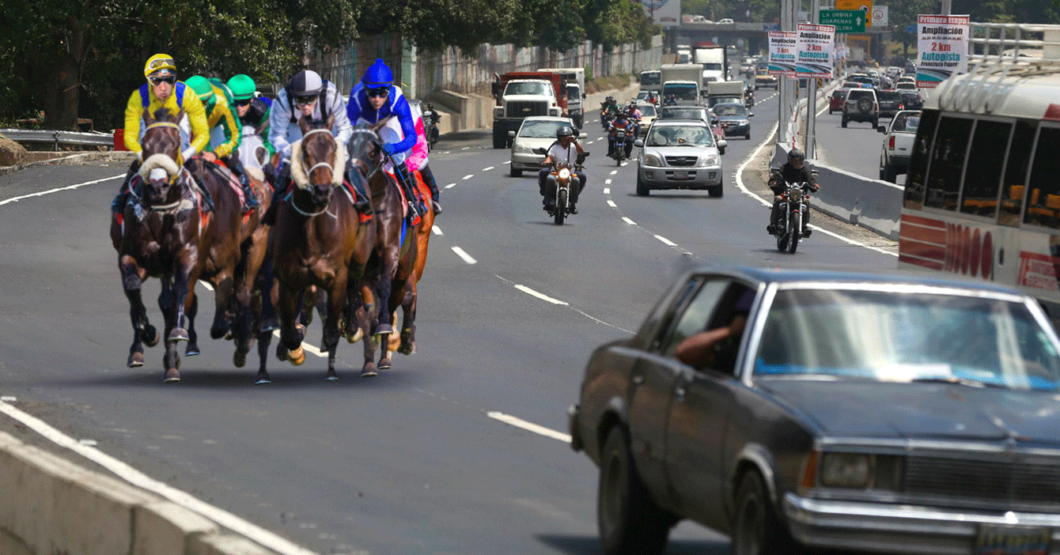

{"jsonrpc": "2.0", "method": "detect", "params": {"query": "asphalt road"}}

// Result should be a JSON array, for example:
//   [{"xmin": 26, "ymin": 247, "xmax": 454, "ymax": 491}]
[
  {"xmin": 814, "ymin": 95, "xmax": 909, "ymax": 186},
  {"xmin": 0, "ymin": 89, "xmax": 897, "ymax": 555}
]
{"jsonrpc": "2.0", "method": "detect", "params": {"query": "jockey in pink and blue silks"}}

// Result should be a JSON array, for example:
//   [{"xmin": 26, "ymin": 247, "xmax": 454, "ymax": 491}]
[{"xmin": 347, "ymin": 59, "xmax": 439, "ymax": 216}]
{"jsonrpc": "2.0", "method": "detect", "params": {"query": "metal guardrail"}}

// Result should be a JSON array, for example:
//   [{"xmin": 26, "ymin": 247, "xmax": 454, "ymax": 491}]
[{"xmin": 0, "ymin": 128, "xmax": 113, "ymax": 150}]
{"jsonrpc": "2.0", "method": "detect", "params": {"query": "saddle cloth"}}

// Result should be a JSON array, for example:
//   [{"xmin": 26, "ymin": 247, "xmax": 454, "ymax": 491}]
[{"xmin": 205, "ymin": 159, "xmax": 246, "ymax": 211}]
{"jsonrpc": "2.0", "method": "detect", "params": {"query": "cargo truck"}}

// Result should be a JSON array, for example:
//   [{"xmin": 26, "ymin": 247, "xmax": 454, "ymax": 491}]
[
  {"xmin": 491, "ymin": 72, "xmax": 566, "ymax": 149},
  {"xmin": 694, "ymin": 44, "xmax": 729, "ymax": 84},
  {"xmin": 538, "ymin": 68, "xmax": 586, "ymax": 128},
  {"xmin": 706, "ymin": 81, "xmax": 745, "ymax": 109}
]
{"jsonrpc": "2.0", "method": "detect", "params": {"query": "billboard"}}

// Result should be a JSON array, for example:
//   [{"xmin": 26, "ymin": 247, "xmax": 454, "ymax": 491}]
[
  {"xmin": 917, "ymin": 14, "xmax": 969, "ymax": 88},
  {"xmin": 642, "ymin": 0, "xmax": 681, "ymax": 27},
  {"xmin": 768, "ymin": 32, "xmax": 798, "ymax": 76},
  {"xmin": 796, "ymin": 23, "xmax": 836, "ymax": 78}
]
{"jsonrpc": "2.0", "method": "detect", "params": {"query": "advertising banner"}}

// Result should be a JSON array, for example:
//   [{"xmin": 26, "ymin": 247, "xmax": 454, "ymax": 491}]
[
  {"xmin": 768, "ymin": 31, "xmax": 798, "ymax": 76},
  {"xmin": 796, "ymin": 23, "xmax": 836, "ymax": 78},
  {"xmin": 641, "ymin": 0, "xmax": 681, "ymax": 27},
  {"xmin": 917, "ymin": 14, "xmax": 969, "ymax": 88}
]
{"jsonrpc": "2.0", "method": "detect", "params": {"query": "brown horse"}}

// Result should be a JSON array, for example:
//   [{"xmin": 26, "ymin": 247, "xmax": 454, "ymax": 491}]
[
  {"xmin": 111, "ymin": 109, "xmax": 204, "ymax": 382},
  {"xmin": 266, "ymin": 116, "xmax": 376, "ymax": 382},
  {"xmin": 181, "ymin": 155, "xmax": 272, "ymax": 368}
]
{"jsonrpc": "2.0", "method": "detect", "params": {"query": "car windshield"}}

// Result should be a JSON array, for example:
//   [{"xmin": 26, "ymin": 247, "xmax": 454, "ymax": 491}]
[
  {"xmin": 646, "ymin": 125, "xmax": 715, "ymax": 147},
  {"xmin": 877, "ymin": 91, "xmax": 902, "ymax": 102},
  {"xmin": 518, "ymin": 120, "xmax": 565, "ymax": 139},
  {"xmin": 663, "ymin": 84, "xmax": 698, "ymax": 100},
  {"xmin": 661, "ymin": 108, "xmax": 706, "ymax": 121},
  {"xmin": 641, "ymin": 72, "xmax": 661, "ymax": 86},
  {"xmin": 714, "ymin": 104, "xmax": 747, "ymax": 117},
  {"xmin": 754, "ymin": 289, "xmax": 1060, "ymax": 391},
  {"xmin": 566, "ymin": 87, "xmax": 580, "ymax": 100},
  {"xmin": 505, "ymin": 82, "xmax": 551, "ymax": 96},
  {"xmin": 639, "ymin": 104, "xmax": 657, "ymax": 117}
]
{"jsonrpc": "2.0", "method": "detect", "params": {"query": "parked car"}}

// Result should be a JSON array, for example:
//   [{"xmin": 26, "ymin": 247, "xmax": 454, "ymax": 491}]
[
  {"xmin": 828, "ymin": 89, "xmax": 848, "ymax": 114},
  {"xmin": 878, "ymin": 109, "xmax": 921, "ymax": 182},
  {"xmin": 842, "ymin": 88, "xmax": 878, "ymax": 128},
  {"xmin": 713, "ymin": 103, "xmax": 753, "ymax": 139},
  {"xmin": 634, "ymin": 120, "xmax": 723, "ymax": 197},
  {"xmin": 875, "ymin": 89, "xmax": 904, "ymax": 118},
  {"xmin": 508, "ymin": 116, "xmax": 583, "ymax": 177},
  {"xmin": 570, "ymin": 265, "xmax": 1060, "ymax": 555},
  {"xmin": 718, "ymin": 18, "xmax": 734, "ymax": 24},
  {"xmin": 657, "ymin": 106, "xmax": 727, "ymax": 153}
]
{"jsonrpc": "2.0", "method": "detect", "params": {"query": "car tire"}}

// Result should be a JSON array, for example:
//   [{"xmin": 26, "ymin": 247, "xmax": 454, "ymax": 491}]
[
  {"xmin": 510, "ymin": 165, "xmax": 522, "ymax": 178},
  {"xmin": 597, "ymin": 427, "xmax": 673, "ymax": 555},
  {"xmin": 732, "ymin": 471, "xmax": 805, "ymax": 555},
  {"xmin": 882, "ymin": 163, "xmax": 897, "ymax": 183},
  {"xmin": 492, "ymin": 131, "xmax": 506, "ymax": 149},
  {"xmin": 710, "ymin": 179, "xmax": 724, "ymax": 198},
  {"xmin": 636, "ymin": 175, "xmax": 650, "ymax": 197},
  {"xmin": 745, "ymin": 132, "xmax": 751, "ymax": 140},
  {"xmin": 720, "ymin": 146, "xmax": 726, "ymax": 155},
  {"xmin": 841, "ymin": 116, "xmax": 848, "ymax": 128},
  {"xmin": 872, "ymin": 118, "xmax": 879, "ymax": 129}
]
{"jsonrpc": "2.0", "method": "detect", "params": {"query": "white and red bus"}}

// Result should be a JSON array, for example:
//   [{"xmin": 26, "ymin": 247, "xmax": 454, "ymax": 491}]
[{"xmin": 899, "ymin": 23, "xmax": 1060, "ymax": 315}]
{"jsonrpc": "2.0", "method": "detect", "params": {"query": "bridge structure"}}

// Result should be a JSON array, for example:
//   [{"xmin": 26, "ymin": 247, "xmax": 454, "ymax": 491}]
[{"xmin": 673, "ymin": 21, "xmax": 891, "ymax": 60}]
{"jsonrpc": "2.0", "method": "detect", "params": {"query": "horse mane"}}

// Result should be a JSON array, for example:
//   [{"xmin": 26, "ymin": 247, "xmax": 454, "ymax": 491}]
[{"xmin": 289, "ymin": 137, "xmax": 345, "ymax": 189}]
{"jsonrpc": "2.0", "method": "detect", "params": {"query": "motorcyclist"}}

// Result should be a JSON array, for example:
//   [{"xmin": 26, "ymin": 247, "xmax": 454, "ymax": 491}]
[
  {"xmin": 184, "ymin": 75, "xmax": 259, "ymax": 211},
  {"xmin": 625, "ymin": 101, "xmax": 642, "ymax": 139},
  {"xmin": 767, "ymin": 148, "xmax": 819, "ymax": 237},
  {"xmin": 664, "ymin": 94, "xmax": 678, "ymax": 106},
  {"xmin": 422, "ymin": 102, "xmax": 441, "ymax": 147},
  {"xmin": 607, "ymin": 111, "xmax": 634, "ymax": 159},
  {"xmin": 600, "ymin": 95, "xmax": 620, "ymax": 128},
  {"xmin": 745, "ymin": 85, "xmax": 755, "ymax": 107},
  {"xmin": 646, "ymin": 91, "xmax": 658, "ymax": 106},
  {"xmin": 539, "ymin": 126, "xmax": 587, "ymax": 213}
]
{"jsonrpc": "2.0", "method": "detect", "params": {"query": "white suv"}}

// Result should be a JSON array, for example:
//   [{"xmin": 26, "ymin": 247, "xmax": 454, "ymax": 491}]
[{"xmin": 842, "ymin": 89, "xmax": 879, "ymax": 128}]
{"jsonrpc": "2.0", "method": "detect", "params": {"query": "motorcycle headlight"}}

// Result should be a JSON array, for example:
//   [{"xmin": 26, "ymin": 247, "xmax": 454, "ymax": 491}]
[
  {"xmin": 558, "ymin": 168, "xmax": 571, "ymax": 180},
  {"xmin": 702, "ymin": 155, "xmax": 720, "ymax": 167},
  {"xmin": 820, "ymin": 453, "xmax": 872, "ymax": 488},
  {"xmin": 642, "ymin": 153, "xmax": 663, "ymax": 166}
]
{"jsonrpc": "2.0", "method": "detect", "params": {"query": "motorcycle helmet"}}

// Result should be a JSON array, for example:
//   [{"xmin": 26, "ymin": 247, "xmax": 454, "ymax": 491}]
[
  {"xmin": 556, "ymin": 125, "xmax": 575, "ymax": 139},
  {"xmin": 788, "ymin": 148, "xmax": 806, "ymax": 166},
  {"xmin": 426, "ymin": 102, "xmax": 433, "ymax": 111}
]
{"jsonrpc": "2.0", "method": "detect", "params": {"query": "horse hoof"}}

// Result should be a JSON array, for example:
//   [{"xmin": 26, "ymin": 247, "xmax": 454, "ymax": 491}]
[
  {"xmin": 348, "ymin": 328, "xmax": 364, "ymax": 343},
  {"xmin": 326, "ymin": 369, "xmax": 339, "ymax": 381},
  {"xmin": 398, "ymin": 343, "xmax": 414, "ymax": 356},
  {"xmin": 233, "ymin": 350, "xmax": 247, "ymax": 368},
  {"xmin": 142, "ymin": 326, "xmax": 160, "ymax": 348},
  {"xmin": 288, "ymin": 346, "xmax": 306, "ymax": 366},
  {"xmin": 185, "ymin": 343, "xmax": 200, "ymax": 356},
  {"xmin": 374, "ymin": 324, "xmax": 394, "ymax": 336},
  {"xmin": 224, "ymin": 329, "xmax": 234, "ymax": 341},
  {"xmin": 127, "ymin": 352, "xmax": 145, "ymax": 368},
  {"xmin": 276, "ymin": 345, "xmax": 288, "ymax": 362},
  {"xmin": 168, "ymin": 328, "xmax": 189, "ymax": 343},
  {"xmin": 163, "ymin": 368, "xmax": 180, "ymax": 382},
  {"xmin": 378, "ymin": 358, "xmax": 392, "ymax": 370},
  {"xmin": 255, "ymin": 372, "xmax": 271, "ymax": 385},
  {"xmin": 361, "ymin": 363, "xmax": 378, "ymax": 378}
]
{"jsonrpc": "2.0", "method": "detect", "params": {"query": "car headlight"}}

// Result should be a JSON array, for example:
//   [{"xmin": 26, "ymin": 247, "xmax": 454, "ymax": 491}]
[
  {"xmin": 702, "ymin": 155, "xmax": 720, "ymax": 167},
  {"xmin": 739, "ymin": 120, "xmax": 749, "ymax": 125},
  {"xmin": 558, "ymin": 168, "xmax": 571, "ymax": 179},
  {"xmin": 820, "ymin": 453, "xmax": 871, "ymax": 488},
  {"xmin": 513, "ymin": 142, "xmax": 532, "ymax": 154},
  {"xmin": 642, "ymin": 153, "xmax": 663, "ymax": 166}
]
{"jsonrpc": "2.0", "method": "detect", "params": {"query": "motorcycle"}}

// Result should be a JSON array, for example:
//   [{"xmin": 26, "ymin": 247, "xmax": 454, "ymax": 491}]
[
  {"xmin": 534, "ymin": 149, "xmax": 590, "ymax": 225},
  {"xmin": 600, "ymin": 107, "xmax": 614, "ymax": 130},
  {"xmin": 745, "ymin": 91, "xmax": 755, "ymax": 108},
  {"xmin": 769, "ymin": 169, "xmax": 817, "ymax": 254},
  {"xmin": 423, "ymin": 109, "xmax": 441, "ymax": 151},
  {"xmin": 609, "ymin": 124, "xmax": 632, "ymax": 166}
]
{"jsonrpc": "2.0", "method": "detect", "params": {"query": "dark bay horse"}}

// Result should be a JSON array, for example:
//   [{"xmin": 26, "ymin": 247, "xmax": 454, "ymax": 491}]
[
  {"xmin": 111, "ymin": 109, "xmax": 204, "ymax": 382},
  {"xmin": 265, "ymin": 116, "xmax": 375, "ymax": 382}
]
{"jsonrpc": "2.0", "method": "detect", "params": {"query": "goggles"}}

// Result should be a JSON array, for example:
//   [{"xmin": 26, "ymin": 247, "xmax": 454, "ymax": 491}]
[
  {"xmin": 234, "ymin": 98, "xmax": 253, "ymax": 107},
  {"xmin": 149, "ymin": 75, "xmax": 177, "ymax": 86},
  {"xmin": 294, "ymin": 95, "xmax": 318, "ymax": 106},
  {"xmin": 147, "ymin": 57, "xmax": 176, "ymax": 71},
  {"xmin": 367, "ymin": 87, "xmax": 390, "ymax": 99}
]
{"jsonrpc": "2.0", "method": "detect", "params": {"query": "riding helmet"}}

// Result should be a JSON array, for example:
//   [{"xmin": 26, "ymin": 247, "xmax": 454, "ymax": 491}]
[
  {"xmin": 185, "ymin": 76, "xmax": 216, "ymax": 106},
  {"xmin": 361, "ymin": 59, "xmax": 394, "ymax": 88},
  {"xmin": 144, "ymin": 54, "xmax": 177, "ymax": 79},
  {"xmin": 227, "ymin": 74, "xmax": 257, "ymax": 101},
  {"xmin": 556, "ymin": 125, "xmax": 575, "ymax": 138},
  {"xmin": 289, "ymin": 70, "xmax": 324, "ymax": 97}
]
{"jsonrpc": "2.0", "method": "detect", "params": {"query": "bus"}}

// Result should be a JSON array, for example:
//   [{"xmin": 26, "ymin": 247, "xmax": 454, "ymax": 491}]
[{"xmin": 899, "ymin": 23, "xmax": 1060, "ymax": 315}]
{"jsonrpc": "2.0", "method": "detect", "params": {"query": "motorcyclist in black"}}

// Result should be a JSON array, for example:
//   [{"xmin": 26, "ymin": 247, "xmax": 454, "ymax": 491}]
[
  {"xmin": 423, "ymin": 102, "xmax": 441, "ymax": 145},
  {"xmin": 767, "ymin": 148, "xmax": 819, "ymax": 237},
  {"xmin": 607, "ymin": 111, "xmax": 634, "ymax": 158}
]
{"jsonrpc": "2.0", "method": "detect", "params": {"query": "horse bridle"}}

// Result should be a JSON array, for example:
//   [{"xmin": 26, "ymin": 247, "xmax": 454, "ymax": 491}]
[
  {"xmin": 300, "ymin": 128, "xmax": 337, "ymax": 184},
  {"xmin": 137, "ymin": 121, "xmax": 191, "ymax": 211}
]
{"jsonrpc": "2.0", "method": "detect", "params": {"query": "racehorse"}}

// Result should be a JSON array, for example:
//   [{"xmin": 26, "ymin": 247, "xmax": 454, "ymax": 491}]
[
  {"xmin": 264, "ymin": 116, "xmax": 376, "ymax": 382},
  {"xmin": 111, "ymin": 109, "xmax": 204, "ymax": 382}
]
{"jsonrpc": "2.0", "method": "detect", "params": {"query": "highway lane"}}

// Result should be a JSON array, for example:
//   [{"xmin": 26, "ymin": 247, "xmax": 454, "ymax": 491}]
[
  {"xmin": 0, "ymin": 90, "xmax": 896, "ymax": 555},
  {"xmin": 814, "ymin": 99, "xmax": 909, "ymax": 185}
]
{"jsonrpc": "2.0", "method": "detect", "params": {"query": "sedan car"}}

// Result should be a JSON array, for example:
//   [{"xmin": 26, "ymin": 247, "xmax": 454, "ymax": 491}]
[
  {"xmin": 657, "ymin": 106, "xmax": 727, "ymax": 154},
  {"xmin": 875, "ymin": 89, "xmax": 905, "ymax": 118},
  {"xmin": 828, "ymin": 89, "xmax": 848, "ymax": 114},
  {"xmin": 570, "ymin": 266, "xmax": 1060, "ymax": 555},
  {"xmin": 508, "ymin": 116, "xmax": 582, "ymax": 177},
  {"xmin": 633, "ymin": 120, "xmax": 723, "ymax": 197},
  {"xmin": 636, "ymin": 101, "xmax": 658, "ymax": 131},
  {"xmin": 713, "ymin": 103, "xmax": 753, "ymax": 139}
]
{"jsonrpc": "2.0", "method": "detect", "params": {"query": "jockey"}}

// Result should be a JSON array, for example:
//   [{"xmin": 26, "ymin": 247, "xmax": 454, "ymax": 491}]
[
  {"xmin": 112, "ymin": 54, "xmax": 212, "ymax": 213},
  {"xmin": 185, "ymin": 75, "xmax": 259, "ymax": 211},
  {"xmin": 346, "ymin": 59, "xmax": 432, "ymax": 218},
  {"xmin": 226, "ymin": 74, "xmax": 276, "ymax": 184},
  {"xmin": 405, "ymin": 101, "xmax": 443, "ymax": 214},
  {"xmin": 267, "ymin": 69, "xmax": 369, "ymax": 215}
]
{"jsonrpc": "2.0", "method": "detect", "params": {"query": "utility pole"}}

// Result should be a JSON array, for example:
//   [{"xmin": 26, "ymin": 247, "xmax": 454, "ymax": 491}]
[
  {"xmin": 805, "ymin": 0, "xmax": 820, "ymax": 160},
  {"xmin": 779, "ymin": 0, "xmax": 795, "ymax": 145},
  {"xmin": 941, "ymin": 0, "xmax": 952, "ymax": 15}
]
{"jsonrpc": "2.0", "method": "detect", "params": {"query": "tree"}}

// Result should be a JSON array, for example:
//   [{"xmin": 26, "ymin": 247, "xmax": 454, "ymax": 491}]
[{"xmin": 585, "ymin": 0, "xmax": 656, "ymax": 50}]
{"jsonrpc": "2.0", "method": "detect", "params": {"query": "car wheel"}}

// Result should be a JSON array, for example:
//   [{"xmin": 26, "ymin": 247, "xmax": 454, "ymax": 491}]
[
  {"xmin": 597, "ymin": 427, "xmax": 673, "ymax": 555},
  {"xmin": 636, "ymin": 175, "xmax": 650, "ymax": 197},
  {"xmin": 745, "ymin": 132, "xmax": 751, "ymax": 140},
  {"xmin": 882, "ymin": 163, "xmax": 897, "ymax": 183},
  {"xmin": 492, "ymin": 131, "xmax": 506, "ymax": 149},
  {"xmin": 732, "ymin": 471, "xmax": 804, "ymax": 555},
  {"xmin": 841, "ymin": 116, "xmax": 848, "ymax": 128},
  {"xmin": 720, "ymin": 146, "xmax": 726, "ymax": 155},
  {"xmin": 872, "ymin": 118, "xmax": 879, "ymax": 128},
  {"xmin": 710, "ymin": 178, "xmax": 724, "ymax": 198},
  {"xmin": 510, "ymin": 165, "xmax": 522, "ymax": 178}
]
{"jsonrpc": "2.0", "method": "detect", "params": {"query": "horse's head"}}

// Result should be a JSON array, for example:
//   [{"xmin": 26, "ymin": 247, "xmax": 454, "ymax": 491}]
[
  {"xmin": 347, "ymin": 122, "xmax": 386, "ymax": 177},
  {"xmin": 291, "ymin": 115, "xmax": 343, "ymax": 208},
  {"xmin": 139, "ymin": 108, "xmax": 184, "ymax": 206}
]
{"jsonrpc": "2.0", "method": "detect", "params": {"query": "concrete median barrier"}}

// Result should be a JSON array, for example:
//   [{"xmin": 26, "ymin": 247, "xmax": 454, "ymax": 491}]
[{"xmin": 0, "ymin": 430, "xmax": 283, "ymax": 555}]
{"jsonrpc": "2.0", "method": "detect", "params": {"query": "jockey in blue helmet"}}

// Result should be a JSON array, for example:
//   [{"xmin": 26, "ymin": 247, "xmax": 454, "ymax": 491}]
[{"xmin": 347, "ymin": 59, "xmax": 436, "ymax": 217}]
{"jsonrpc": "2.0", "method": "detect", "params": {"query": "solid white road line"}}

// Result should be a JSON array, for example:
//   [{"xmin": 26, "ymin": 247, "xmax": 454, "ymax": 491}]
[
  {"xmin": 462, "ymin": 174, "xmax": 473, "ymax": 180},
  {"xmin": 483, "ymin": 166, "xmax": 494, "ymax": 172},
  {"xmin": 607, "ymin": 200, "xmax": 617, "ymax": 208},
  {"xmin": 487, "ymin": 412, "xmax": 571, "ymax": 443},
  {"xmin": 461, "ymin": 146, "xmax": 470, "ymax": 150},
  {"xmin": 445, "ymin": 183, "xmax": 456, "ymax": 189},
  {"xmin": 451, "ymin": 246, "xmax": 477, "ymax": 264},
  {"xmin": 513, "ymin": 285, "xmax": 568, "ymax": 306},
  {"xmin": 0, "ymin": 174, "xmax": 124, "ymax": 207},
  {"xmin": 603, "ymin": 187, "xmax": 610, "ymax": 194},
  {"xmin": 0, "ymin": 400, "xmax": 318, "ymax": 555},
  {"xmin": 622, "ymin": 217, "xmax": 636, "ymax": 225},
  {"xmin": 654, "ymin": 235, "xmax": 677, "ymax": 247},
  {"xmin": 432, "ymin": 225, "xmax": 443, "ymax": 236}
]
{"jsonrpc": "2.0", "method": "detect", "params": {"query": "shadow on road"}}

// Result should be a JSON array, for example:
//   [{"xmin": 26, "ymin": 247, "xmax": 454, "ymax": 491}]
[
  {"xmin": 52, "ymin": 365, "xmax": 429, "ymax": 390},
  {"xmin": 536, "ymin": 534, "xmax": 727, "ymax": 555}
]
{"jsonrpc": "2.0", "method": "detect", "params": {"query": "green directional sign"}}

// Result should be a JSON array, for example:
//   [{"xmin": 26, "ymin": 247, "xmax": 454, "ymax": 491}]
[{"xmin": 820, "ymin": 9, "xmax": 865, "ymax": 33}]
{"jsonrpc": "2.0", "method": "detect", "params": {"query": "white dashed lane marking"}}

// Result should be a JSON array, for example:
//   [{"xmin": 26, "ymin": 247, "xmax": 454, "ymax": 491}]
[
  {"xmin": 607, "ymin": 200, "xmax": 617, "ymax": 208},
  {"xmin": 605, "ymin": 179, "xmax": 612, "ymax": 185},
  {"xmin": 445, "ymin": 183, "xmax": 456, "ymax": 189},
  {"xmin": 513, "ymin": 285, "xmax": 568, "ymax": 306},
  {"xmin": 487, "ymin": 412, "xmax": 571, "ymax": 443},
  {"xmin": 654, "ymin": 235, "xmax": 677, "ymax": 247},
  {"xmin": 622, "ymin": 217, "xmax": 636, "ymax": 225},
  {"xmin": 610, "ymin": 170, "xmax": 617, "ymax": 175},
  {"xmin": 462, "ymin": 174, "xmax": 473, "ymax": 180},
  {"xmin": 432, "ymin": 225, "xmax": 443, "ymax": 236},
  {"xmin": 603, "ymin": 187, "xmax": 610, "ymax": 194},
  {"xmin": 451, "ymin": 246, "xmax": 477, "ymax": 264},
  {"xmin": 483, "ymin": 166, "xmax": 494, "ymax": 172}
]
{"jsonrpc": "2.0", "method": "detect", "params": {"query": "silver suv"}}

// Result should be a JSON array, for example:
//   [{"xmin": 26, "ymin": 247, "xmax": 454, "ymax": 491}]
[{"xmin": 842, "ymin": 89, "xmax": 879, "ymax": 128}]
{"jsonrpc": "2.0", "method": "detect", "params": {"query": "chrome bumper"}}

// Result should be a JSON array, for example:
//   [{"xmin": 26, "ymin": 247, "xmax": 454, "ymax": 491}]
[{"xmin": 784, "ymin": 493, "xmax": 1060, "ymax": 555}]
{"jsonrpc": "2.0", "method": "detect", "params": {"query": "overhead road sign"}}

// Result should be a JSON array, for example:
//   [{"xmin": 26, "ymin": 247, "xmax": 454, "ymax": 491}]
[{"xmin": 820, "ymin": 9, "xmax": 865, "ymax": 33}]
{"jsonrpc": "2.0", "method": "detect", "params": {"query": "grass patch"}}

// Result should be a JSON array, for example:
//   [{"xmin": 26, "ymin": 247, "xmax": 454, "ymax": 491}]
[{"xmin": 586, "ymin": 74, "xmax": 635, "ymax": 94}]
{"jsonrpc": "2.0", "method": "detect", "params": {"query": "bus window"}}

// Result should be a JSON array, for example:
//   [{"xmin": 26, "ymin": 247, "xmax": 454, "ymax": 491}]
[
  {"xmin": 924, "ymin": 116, "xmax": 974, "ymax": 211},
  {"xmin": 960, "ymin": 120, "xmax": 1011, "ymax": 219},
  {"xmin": 904, "ymin": 110, "xmax": 940, "ymax": 210},
  {"xmin": 999, "ymin": 120, "xmax": 1038, "ymax": 227},
  {"xmin": 1023, "ymin": 127, "xmax": 1060, "ymax": 230}
]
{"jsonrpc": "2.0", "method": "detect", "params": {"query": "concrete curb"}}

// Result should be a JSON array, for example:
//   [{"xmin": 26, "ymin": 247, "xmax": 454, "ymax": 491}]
[
  {"xmin": 0, "ymin": 151, "xmax": 135, "ymax": 177},
  {"xmin": 0, "ymin": 430, "xmax": 284, "ymax": 555}
]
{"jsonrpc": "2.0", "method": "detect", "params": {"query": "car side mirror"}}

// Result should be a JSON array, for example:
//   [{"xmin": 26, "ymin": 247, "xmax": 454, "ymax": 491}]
[
  {"xmin": 634, "ymin": 139, "xmax": 644, "ymax": 148},
  {"xmin": 532, "ymin": 147, "xmax": 547, "ymax": 155},
  {"xmin": 748, "ymin": 112, "xmax": 755, "ymax": 117},
  {"xmin": 877, "ymin": 125, "xmax": 887, "ymax": 133},
  {"xmin": 582, "ymin": 93, "xmax": 587, "ymax": 99},
  {"xmin": 508, "ymin": 130, "xmax": 516, "ymax": 138}
]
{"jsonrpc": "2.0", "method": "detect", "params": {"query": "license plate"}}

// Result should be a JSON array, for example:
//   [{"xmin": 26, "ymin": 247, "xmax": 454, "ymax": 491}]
[
  {"xmin": 673, "ymin": 171, "xmax": 689, "ymax": 180},
  {"xmin": 975, "ymin": 525, "xmax": 1050, "ymax": 555}
]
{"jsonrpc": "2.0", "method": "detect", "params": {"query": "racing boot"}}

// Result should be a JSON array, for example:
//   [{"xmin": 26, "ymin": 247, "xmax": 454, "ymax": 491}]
[
  {"xmin": 420, "ymin": 163, "xmax": 442, "ymax": 215},
  {"xmin": 395, "ymin": 162, "xmax": 425, "ymax": 220},
  {"xmin": 343, "ymin": 160, "xmax": 374, "ymax": 217},
  {"xmin": 226, "ymin": 157, "xmax": 259, "ymax": 211}
]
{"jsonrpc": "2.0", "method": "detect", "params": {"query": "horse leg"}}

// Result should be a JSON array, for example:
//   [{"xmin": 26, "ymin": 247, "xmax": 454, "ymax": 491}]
[
  {"xmin": 158, "ymin": 278, "xmax": 181, "ymax": 382},
  {"xmin": 256, "ymin": 328, "xmax": 272, "ymax": 384},
  {"xmin": 322, "ymin": 277, "xmax": 346, "ymax": 381},
  {"xmin": 276, "ymin": 284, "xmax": 306, "ymax": 366},
  {"xmin": 209, "ymin": 271, "xmax": 235, "ymax": 340},
  {"xmin": 163, "ymin": 258, "xmax": 196, "ymax": 382},
  {"xmin": 343, "ymin": 278, "xmax": 364, "ymax": 343},
  {"xmin": 373, "ymin": 249, "xmax": 399, "ymax": 337},
  {"xmin": 185, "ymin": 292, "xmax": 200, "ymax": 356},
  {"xmin": 379, "ymin": 309, "xmax": 397, "ymax": 370},
  {"xmin": 257, "ymin": 259, "xmax": 279, "ymax": 332},
  {"xmin": 119, "ymin": 256, "xmax": 150, "ymax": 368},
  {"xmin": 398, "ymin": 283, "xmax": 418, "ymax": 356},
  {"xmin": 356, "ymin": 302, "xmax": 378, "ymax": 377}
]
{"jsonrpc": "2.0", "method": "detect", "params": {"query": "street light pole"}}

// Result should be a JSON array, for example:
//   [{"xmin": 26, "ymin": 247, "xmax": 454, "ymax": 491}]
[{"xmin": 805, "ymin": 0, "xmax": 820, "ymax": 160}]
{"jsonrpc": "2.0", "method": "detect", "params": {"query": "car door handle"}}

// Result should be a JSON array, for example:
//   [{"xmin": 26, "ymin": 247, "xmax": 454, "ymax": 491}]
[{"xmin": 632, "ymin": 375, "xmax": 645, "ymax": 385}]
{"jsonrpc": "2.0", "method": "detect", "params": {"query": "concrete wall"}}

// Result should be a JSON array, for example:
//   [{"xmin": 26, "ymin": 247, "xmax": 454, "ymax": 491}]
[{"xmin": 0, "ymin": 431, "xmax": 282, "ymax": 555}]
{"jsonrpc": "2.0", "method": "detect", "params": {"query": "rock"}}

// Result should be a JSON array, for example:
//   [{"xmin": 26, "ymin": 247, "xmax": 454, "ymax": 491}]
[{"xmin": 0, "ymin": 134, "xmax": 28, "ymax": 166}]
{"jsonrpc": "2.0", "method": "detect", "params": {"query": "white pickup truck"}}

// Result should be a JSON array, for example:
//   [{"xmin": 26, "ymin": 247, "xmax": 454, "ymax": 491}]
[{"xmin": 878, "ymin": 110, "xmax": 921, "ymax": 183}]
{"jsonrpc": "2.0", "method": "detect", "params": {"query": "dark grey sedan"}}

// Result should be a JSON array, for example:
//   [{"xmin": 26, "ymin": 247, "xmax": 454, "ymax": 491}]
[{"xmin": 569, "ymin": 266, "xmax": 1060, "ymax": 555}]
